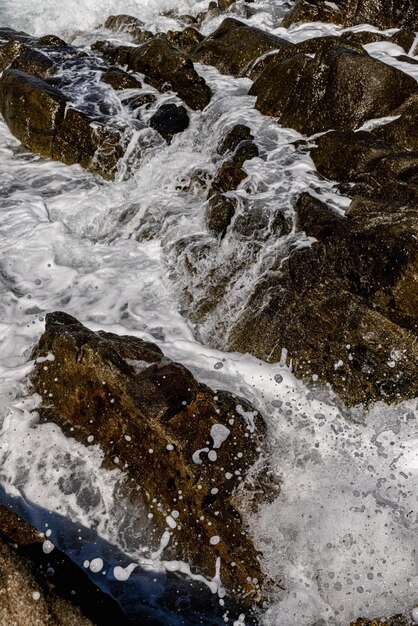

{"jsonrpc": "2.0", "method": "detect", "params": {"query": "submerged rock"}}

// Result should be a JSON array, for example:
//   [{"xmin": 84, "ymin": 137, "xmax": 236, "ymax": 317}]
[
  {"xmin": 0, "ymin": 70, "xmax": 124, "ymax": 179},
  {"xmin": 250, "ymin": 44, "xmax": 417, "ymax": 135},
  {"xmin": 31, "ymin": 312, "xmax": 266, "ymax": 604}
]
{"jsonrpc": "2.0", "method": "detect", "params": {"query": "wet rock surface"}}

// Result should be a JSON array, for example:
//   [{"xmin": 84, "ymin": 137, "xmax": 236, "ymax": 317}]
[
  {"xmin": 250, "ymin": 44, "xmax": 417, "ymax": 135},
  {"xmin": 192, "ymin": 17, "xmax": 293, "ymax": 77},
  {"xmin": 31, "ymin": 312, "xmax": 267, "ymax": 605},
  {"xmin": 229, "ymin": 192, "xmax": 418, "ymax": 405}
]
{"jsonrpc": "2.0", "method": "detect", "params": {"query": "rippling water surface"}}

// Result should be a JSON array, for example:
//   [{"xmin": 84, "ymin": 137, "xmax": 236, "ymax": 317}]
[{"xmin": 0, "ymin": 1, "xmax": 417, "ymax": 624}]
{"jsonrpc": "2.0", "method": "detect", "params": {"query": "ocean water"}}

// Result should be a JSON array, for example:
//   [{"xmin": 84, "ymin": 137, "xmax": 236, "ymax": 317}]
[{"xmin": 0, "ymin": 0, "xmax": 417, "ymax": 624}]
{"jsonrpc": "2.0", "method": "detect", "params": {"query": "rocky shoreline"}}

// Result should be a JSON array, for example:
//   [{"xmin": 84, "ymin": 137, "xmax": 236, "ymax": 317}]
[{"xmin": 0, "ymin": 0, "xmax": 417, "ymax": 623}]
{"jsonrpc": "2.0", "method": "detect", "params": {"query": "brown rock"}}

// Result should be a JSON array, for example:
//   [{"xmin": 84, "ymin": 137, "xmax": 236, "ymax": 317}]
[
  {"xmin": 250, "ymin": 45, "xmax": 417, "ymax": 135},
  {"xmin": 128, "ymin": 38, "xmax": 212, "ymax": 110},
  {"xmin": 104, "ymin": 14, "xmax": 148, "ymax": 43},
  {"xmin": 205, "ymin": 192, "xmax": 237, "ymax": 234},
  {"xmin": 351, "ymin": 617, "xmax": 410, "ymax": 626},
  {"xmin": 0, "ymin": 538, "xmax": 93, "ymax": 626},
  {"xmin": 166, "ymin": 27, "xmax": 204, "ymax": 54},
  {"xmin": 192, "ymin": 17, "xmax": 293, "ymax": 77},
  {"xmin": 0, "ymin": 70, "xmax": 125, "ymax": 179},
  {"xmin": 218, "ymin": 124, "xmax": 253, "ymax": 154},
  {"xmin": 282, "ymin": 0, "xmax": 344, "ymax": 27},
  {"xmin": 210, "ymin": 160, "xmax": 248, "ymax": 194},
  {"xmin": 31, "ymin": 312, "xmax": 266, "ymax": 603},
  {"xmin": 228, "ymin": 192, "xmax": 418, "ymax": 405},
  {"xmin": 101, "ymin": 67, "xmax": 142, "ymax": 90},
  {"xmin": 373, "ymin": 100, "xmax": 418, "ymax": 151}
]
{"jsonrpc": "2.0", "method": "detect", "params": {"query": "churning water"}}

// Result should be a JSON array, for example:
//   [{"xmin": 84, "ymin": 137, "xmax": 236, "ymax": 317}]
[{"xmin": 0, "ymin": 0, "xmax": 417, "ymax": 623}]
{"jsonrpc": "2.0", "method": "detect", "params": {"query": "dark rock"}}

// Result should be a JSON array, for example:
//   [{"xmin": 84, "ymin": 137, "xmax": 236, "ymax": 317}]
[
  {"xmin": 283, "ymin": 0, "xmax": 418, "ymax": 29},
  {"xmin": 127, "ymin": 38, "xmax": 212, "ymax": 110},
  {"xmin": 31, "ymin": 312, "xmax": 266, "ymax": 603},
  {"xmin": 149, "ymin": 103, "xmax": 190, "ymax": 142},
  {"xmin": 205, "ymin": 192, "xmax": 237, "ymax": 234},
  {"xmin": 218, "ymin": 124, "xmax": 253, "ymax": 154},
  {"xmin": 104, "ymin": 14, "xmax": 148, "ymax": 43},
  {"xmin": 344, "ymin": 0, "xmax": 418, "ymax": 30},
  {"xmin": 0, "ymin": 27, "xmax": 33, "ymax": 43},
  {"xmin": 192, "ymin": 17, "xmax": 293, "ymax": 77},
  {"xmin": 296, "ymin": 192, "xmax": 345, "ymax": 240},
  {"xmin": 91, "ymin": 40, "xmax": 135, "ymax": 67},
  {"xmin": 8, "ymin": 46, "xmax": 54, "ymax": 79},
  {"xmin": 210, "ymin": 160, "xmax": 248, "ymax": 194},
  {"xmin": 219, "ymin": 0, "xmax": 237, "ymax": 10},
  {"xmin": 311, "ymin": 129, "xmax": 418, "ymax": 205},
  {"xmin": 38, "ymin": 34, "xmax": 68, "ymax": 48},
  {"xmin": 232, "ymin": 140, "xmax": 259, "ymax": 167},
  {"xmin": 121, "ymin": 92, "xmax": 156, "ymax": 110},
  {"xmin": 0, "ymin": 70, "xmax": 124, "ymax": 180},
  {"xmin": 101, "ymin": 67, "xmax": 142, "ymax": 90},
  {"xmin": 228, "ymin": 193, "xmax": 418, "ymax": 405},
  {"xmin": 282, "ymin": 0, "xmax": 343, "ymax": 27},
  {"xmin": 166, "ymin": 27, "xmax": 204, "ymax": 54},
  {"xmin": 388, "ymin": 29, "xmax": 416, "ymax": 53},
  {"xmin": 250, "ymin": 45, "xmax": 417, "ymax": 135},
  {"xmin": 396, "ymin": 54, "xmax": 418, "ymax": 65},
  {"xmin": 311, "ymin": 131, "xmax": 395, "ymax": 182},
  {"xmin": 373, "ymin": 101, "xmax": 418, "ymax": 151},
  {"xmin": 342, "ymin": 30, "xmax": 388, "ymax": 46}
]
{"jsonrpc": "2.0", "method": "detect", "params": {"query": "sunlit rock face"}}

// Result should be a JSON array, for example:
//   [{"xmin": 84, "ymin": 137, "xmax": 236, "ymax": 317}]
[{"xmin": 31, "ymin": 312, "xmax": 266, "ymax": 605}]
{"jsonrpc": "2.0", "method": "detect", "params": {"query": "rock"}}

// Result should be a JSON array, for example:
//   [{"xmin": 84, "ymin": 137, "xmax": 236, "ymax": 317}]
[
  {"xmin": 218, "ymin": 124, "xmax": 253, "ymax": 154},
  {"xmin": 121, "ymin": 91, "xmax": 156, "ymax": 110},
  {"xmin": 250, "ymin": 45, "xmax": 417, "ymax": 135},
  {"xmin": 91, "ymin": 40, "xmax": 133, "ymax": 66},
  {"xmin": 101, "ymin": 67, "xmax": 142, "ymax": 90},
  {"xmin": 373, "ymin": 101, "xmax": 418, "ymax": 151},
  {"xmin": 232, "ymin": 140, "xmax": 259, "ymax": 167},
  {"xmin": 219, "ymin": 0, "xmax": 237, "ymax": 10},
  {"xmin": 0, "ymin": 539, "xmax": 94, "ymax": 626},
  {"xmin": 0, "ymin": 69, "xmax": 124, "ymax": 180},
  {"xmin": 388, "ymin": 29, "xmax": 416, "ymax": 53},
  {"xmin": 282, "ymin": 0, "xmax": 343, "ymax": 27},
  {"xmin": 228, "ymin": 193, "xmax": 418, "ymax": 405},
  {"xmin": 311, "ymin": 131, "xmax": 395, "ymax": 182},
  {"xmin": 0, "ymin": 27, "xmax": 33, "ymax": 43},
  {"xmin": 283, "ymin": 0, "xmax": 418, "ymax": 29},
  {"xmin": 342, "ymin": 30, "xmax": 388, "ymax": 46},
  {"xmin": 205, "ymin": 192, "xmax": 237, "ymax": 234},
  {"xmin": 31, "ymin": 312, "xmax": 266, "ymax": 603},
  {"xmin": 104, "ymin": 14, "xmax": 147, "ymax": 42},
  {"xmin": 37, "ymin": 34, "xmax": 68, "ymax": 47},
  {"xmin": 166, "ymin": 27, "xmax": 204, "ymax": 54},
  {"xmin": 192, "ymin": 17, "xmax": 293, "ymax": 77},
  {"xmin": 295, "ymin": 192, "xmax": 345, "ymax": 240},
  {"xmin": 0, "ymin": 503, "xmax": 132, "ymax": 625},
  {"xmin": 311, "ymin": 129, "xmax": 418, "ymax": 205},
  {"xmin": 210, "ymin": 160, "xmax": 248, "ymax": 194},
  {"xmin": 149, "ymin": 103, "xmax": 190, "ymax": 142},
  {"xmin": 343, "ymin": 0, "xmax": 418, "ymax": 30},
  {"xmin": 8, "ymin": 46, "xmax": 54, "ymax": 78},
  {"xmin": 127, "ymin": 38, "xmax": 212, "ymax": 110}
]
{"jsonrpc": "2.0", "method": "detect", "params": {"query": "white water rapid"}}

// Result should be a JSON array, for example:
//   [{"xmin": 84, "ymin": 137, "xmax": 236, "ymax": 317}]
[{"xmin": 0, "ymin": 0, "xmax": 417, "ymax": 624}]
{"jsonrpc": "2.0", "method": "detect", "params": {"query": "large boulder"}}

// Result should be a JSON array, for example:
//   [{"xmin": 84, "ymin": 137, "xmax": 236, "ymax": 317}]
[
  {"xmin": 192, "ymin": 18, "xmax": 293, "ymax": 77},
  {"xmin": 228, "ymin": 193, "xmax": 418, "ymax": 405},
  {"xmin": 250, "ymin": 44, "xmax": 417, "ymax": 135},
  {"xmin": 125, "ymin": 38, "xmax": 211, "ymax": 110},
  {"xmin": 283, "ymin": 0, "xmax": 418, "ymax": 29},
  {"xmin": 31, "ymin": 312, "xmax": 266, "ymax": 603},
  {"xmin": 0, "ymin": 70, "xmax": 124, "ymax": 179},
  {"xmin": 311, "ymin": 129, "xmax": 418, "ymax": 205}
]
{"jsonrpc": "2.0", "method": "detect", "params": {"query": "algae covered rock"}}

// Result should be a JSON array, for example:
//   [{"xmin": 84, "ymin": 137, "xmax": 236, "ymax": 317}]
[{"xmin": 31, "ymin": 312, "xmax": 267, "ymax": 603}]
